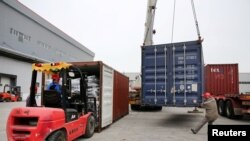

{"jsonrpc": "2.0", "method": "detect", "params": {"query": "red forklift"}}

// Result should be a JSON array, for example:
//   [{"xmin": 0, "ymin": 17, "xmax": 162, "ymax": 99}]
[
  {"xmin": 0, "ymin": 85, "xmax": 22, "ymax": 102},
  {"xmin": 6, "ymin": 62, "xmax": 97, "ymax": 141}
]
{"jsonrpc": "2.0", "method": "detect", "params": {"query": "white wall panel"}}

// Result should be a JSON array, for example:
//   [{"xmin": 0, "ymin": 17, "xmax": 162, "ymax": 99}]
[{"xmin": 101, "ymin": 65, "xmax": 114, "ymax": 128}]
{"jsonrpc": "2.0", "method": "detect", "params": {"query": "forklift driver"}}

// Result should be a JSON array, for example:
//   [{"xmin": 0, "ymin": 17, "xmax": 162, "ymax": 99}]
[
  {"xmin": 47, "ymin": 73, "xmax": 62, "ymax": 94},
  {"xmin": 46, "ymin": 73, "xmax": 71, "ymax": 107}
]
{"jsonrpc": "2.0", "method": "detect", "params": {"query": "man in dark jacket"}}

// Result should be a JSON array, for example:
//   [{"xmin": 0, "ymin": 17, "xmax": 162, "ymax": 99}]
[{"xmin": 191, "ymin": 92, "xmax": 218, "ymax": 134}]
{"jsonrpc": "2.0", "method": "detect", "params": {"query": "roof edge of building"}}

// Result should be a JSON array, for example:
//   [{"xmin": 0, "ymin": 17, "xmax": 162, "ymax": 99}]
[
  {"xmin": 1, "ymin": 0, "xmax": 95, "ymax": 58},
  {"xmin": 0, "ymin": 45, "xmax": 48, "ymax": 63}
]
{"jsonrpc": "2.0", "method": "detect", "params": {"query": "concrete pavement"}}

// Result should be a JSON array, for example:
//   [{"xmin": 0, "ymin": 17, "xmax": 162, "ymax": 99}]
[{"xmin": 1, "ymin": 102, "xmax": 250, "ymax": 141}]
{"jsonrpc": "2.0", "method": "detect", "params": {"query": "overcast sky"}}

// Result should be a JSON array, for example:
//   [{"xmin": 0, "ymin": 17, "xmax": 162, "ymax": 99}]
[{"xmin": 18, "ymin": 0, "xmax": 250, "ymax": 73}]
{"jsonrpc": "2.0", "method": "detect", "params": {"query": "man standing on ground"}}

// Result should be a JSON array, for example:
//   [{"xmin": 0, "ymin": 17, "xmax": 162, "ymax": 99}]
[{"xmin": 191, "ymin": 92, "xmax": 219, "ymax": 134}]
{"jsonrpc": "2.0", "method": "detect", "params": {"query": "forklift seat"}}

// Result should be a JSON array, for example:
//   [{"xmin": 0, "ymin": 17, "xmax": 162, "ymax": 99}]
[{"xmin": 43, "ymin": 90, "xmax": 61, "ymax": 108}]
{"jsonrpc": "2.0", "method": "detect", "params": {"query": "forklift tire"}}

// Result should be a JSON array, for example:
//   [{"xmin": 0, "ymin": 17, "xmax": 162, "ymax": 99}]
[
  {"xmin": 47, "ymin": 130, "xmax": 66, "ymax": 141},
  {"xmin": 84, "ymin": 115, "xmax": 95, "ymax": 138},
  {"xmin": 4, "ymin": 98, "xmax": 11, "ymax": 102}
]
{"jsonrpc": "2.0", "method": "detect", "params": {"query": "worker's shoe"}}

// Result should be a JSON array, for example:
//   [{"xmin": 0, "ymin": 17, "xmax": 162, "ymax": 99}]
[{"xmin": 191, "ymin": 128, "xmax": 197, "ymax": 134}]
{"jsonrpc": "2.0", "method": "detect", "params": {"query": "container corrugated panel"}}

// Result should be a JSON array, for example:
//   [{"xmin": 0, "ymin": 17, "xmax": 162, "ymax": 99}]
[
  {"xmin": 71, "ymin": 61, "xmax": 113, "ymax": 132},
  {"xmin": 141, "ymin": 40, "xmax": 204, "ymax": 107},
  {"xmin": 205, "ymin": 64, "xmax": 239, "ymax": 96},
  {"xmin": 113, "ymin": 71, "xmax": 129, "ymax": 122}
]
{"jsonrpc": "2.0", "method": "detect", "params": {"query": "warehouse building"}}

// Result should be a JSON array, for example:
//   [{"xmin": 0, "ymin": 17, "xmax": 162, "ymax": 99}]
[{"xmin": 0, "ymin": 0, "xmax": 94, "ymax": 99}]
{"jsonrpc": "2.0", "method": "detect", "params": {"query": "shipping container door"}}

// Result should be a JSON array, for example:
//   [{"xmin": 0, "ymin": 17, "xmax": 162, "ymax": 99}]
[
  {"xmin": 142, "ymin": 44, "xmax": 169, "ymax": 106},
  {"xmin": 142, "ymin": 41, "xmax": 203, "ymax": 107},
  {"xmin": 101, "ymin": 65, "xmax": 114, "ymax": 128},
  {"xmin": 169, "ymin": 42, "xmax": 203, "ymax": 107}
]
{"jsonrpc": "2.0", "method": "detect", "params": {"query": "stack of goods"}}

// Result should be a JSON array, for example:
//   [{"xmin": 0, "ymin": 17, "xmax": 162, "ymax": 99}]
[{"xmin": 86, "ymin": 75, "xmax": 100, "ymax": 125}]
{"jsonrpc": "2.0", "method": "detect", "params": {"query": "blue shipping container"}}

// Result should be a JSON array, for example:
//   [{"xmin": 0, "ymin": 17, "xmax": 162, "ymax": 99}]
[{"xmin": 141, "ymin": 40, "xmax": 204, "ymax": 107}]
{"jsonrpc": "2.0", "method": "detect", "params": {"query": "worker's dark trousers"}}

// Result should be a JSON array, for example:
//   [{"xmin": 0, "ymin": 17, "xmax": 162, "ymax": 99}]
[{"xmin": 193, "ymin": 117, "xmax": 214, "ymax": 133}]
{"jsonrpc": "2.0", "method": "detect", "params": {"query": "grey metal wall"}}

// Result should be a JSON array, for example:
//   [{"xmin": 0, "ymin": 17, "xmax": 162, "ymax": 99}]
[
  {"xmin": 0, "ymin": 0, "xmax": 94, "ymax": 62},
  {"xmin": 239, "ymin": 73, "xmax": 250, "ymax": 94}
]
